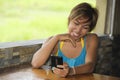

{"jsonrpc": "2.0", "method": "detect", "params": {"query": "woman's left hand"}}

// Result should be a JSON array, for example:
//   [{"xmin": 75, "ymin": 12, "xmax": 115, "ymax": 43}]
[{"xmin": 52, "ymin": 63, "xmax": 69, "ymax": 77}]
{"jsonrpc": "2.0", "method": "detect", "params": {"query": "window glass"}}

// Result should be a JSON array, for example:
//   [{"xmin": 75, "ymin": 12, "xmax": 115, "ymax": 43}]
[{"xmin": 0, "ymin": 0, "xmax": 96, "ymax": 42}]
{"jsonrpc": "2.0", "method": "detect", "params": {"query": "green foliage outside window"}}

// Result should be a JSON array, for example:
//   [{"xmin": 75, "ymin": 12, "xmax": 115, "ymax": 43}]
[{"xmin": 0, "ymin": 0, "xmax": 96, "ymax": 42}]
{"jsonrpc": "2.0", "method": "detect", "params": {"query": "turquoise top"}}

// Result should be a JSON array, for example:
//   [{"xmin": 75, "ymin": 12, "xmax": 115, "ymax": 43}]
[{"xmin": 57, "ymin": 37, "xmax": 86, "ymax": 68}]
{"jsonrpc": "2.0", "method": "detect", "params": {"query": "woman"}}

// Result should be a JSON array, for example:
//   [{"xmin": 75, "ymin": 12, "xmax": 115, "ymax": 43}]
[{"xmin": 31, "ymin": 2, "xmax": 99, "ymax": 77}]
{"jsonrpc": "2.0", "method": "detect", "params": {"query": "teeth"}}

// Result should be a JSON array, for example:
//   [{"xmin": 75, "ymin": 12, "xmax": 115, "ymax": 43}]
[{"xmin": 73, "ymin": 32, "xmax": 79, "ymax": 36}]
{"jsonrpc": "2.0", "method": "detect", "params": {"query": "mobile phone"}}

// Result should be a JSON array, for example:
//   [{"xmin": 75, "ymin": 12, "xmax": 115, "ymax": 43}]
[{"xmin": 51, "ymin": 56, "xmax": 63, "ymax": 69}]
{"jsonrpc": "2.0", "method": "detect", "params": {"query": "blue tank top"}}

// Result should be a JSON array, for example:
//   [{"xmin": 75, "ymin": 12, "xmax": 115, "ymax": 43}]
[{"xmin": 56, "ymin": 37, "xmax": 86, "ymax": 68}]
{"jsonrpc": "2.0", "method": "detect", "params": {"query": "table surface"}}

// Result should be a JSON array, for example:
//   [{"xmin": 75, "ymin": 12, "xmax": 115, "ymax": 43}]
[{"xmin": 0, "ymin": 65, "xmax": 120, "ymax": 80}]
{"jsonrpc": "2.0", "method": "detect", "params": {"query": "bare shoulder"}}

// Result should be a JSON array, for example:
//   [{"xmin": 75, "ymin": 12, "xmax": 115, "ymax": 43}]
[
  {"xmin": 86, "ymin": 33, "xmax": 99, "ymax": 45},
  {"xmin": 87, "ymin": 33, "xmax": 98, "ymax": 40}
]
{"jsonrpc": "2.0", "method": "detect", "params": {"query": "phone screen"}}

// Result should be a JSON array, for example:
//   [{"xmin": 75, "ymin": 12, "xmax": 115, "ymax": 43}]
[{"xmin": 51, "ymin": 56, "xmax": 63, "ymax": 69}]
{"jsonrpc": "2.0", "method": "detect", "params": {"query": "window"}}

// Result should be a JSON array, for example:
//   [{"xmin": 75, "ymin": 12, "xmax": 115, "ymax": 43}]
[{"xmin": 0, "ymin": 0, "xmax": 96, "ymax": 42}]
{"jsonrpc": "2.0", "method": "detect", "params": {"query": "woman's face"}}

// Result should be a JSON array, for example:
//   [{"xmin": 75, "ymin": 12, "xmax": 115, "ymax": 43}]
[{"xmin": 68, "ymin": 17, "xmax": 90, "ymax": 40}]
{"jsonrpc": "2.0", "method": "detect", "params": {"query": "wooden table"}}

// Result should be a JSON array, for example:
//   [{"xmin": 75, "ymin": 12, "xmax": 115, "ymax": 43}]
[{"xmin": 0, "ymin": 66, "xmax": 120, "ymax": 80}]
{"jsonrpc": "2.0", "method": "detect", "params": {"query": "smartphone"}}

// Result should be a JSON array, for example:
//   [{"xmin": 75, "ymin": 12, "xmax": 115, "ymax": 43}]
[{"xmin": 51, "ymin": 56, "xmax": 63, "ymax": 69}]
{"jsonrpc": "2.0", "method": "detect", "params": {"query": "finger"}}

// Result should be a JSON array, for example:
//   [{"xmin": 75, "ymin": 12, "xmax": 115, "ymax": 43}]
[
  {"xmin": 52, "ymin": 67, "xmax": 59, "ymax": 74},
  {"xmin": 63, "ymin": 62, "xmax": 69, "ymax": 68},
  {"xmin": 57, "ymin": 65, "xmax": 64, "ymax": 69},
  {"xmin": 53, "ymin": 67, "xmax": 62, "ymax": 75},
  {"xmin": 52, "ymin": 67, "xmax": 55, "ymax": 71},
  {"xmin": 68, "ymin": 37, "xmax": 76, "ymax": 47},
  {"xmin": 57, "ymin": 65, "xmax": 63, "ymax": 67},
  {"xmin": 57, "ymin": 65, "xmax": 69, "ymax": 69},
  {"xmin": 53, "ymin": 67, "xmax": 68, "ymax": 77}
]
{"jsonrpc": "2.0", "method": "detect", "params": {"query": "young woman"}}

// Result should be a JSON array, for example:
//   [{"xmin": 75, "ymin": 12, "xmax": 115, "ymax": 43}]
[{"xmin": 31, "ymin": 2, "xmax": 99, "ymax": 77}]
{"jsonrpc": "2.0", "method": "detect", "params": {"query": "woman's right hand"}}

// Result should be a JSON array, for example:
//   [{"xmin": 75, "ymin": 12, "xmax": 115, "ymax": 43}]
[
  {"xmin": 52, "ymin": 62, "xmax": 70, "ymax": 77},
  {"xmin": 55, "ymin": 33, "xmax": 76, "ymax": 47}
]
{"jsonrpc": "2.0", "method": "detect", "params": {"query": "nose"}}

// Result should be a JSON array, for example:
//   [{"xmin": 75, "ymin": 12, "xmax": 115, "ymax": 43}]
[{"xmin": 76, "ymin": 25, "xmax": 82, "ymax": 33}]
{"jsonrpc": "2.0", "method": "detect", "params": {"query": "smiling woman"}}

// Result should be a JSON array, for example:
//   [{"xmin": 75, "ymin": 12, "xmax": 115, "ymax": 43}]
[
  {"xmin": 0, "ymin": 0, "xmax": 96, "ymax": 42},
  {"xmin": 31, "ymin": 2, "xmax": 99, "ymax": 77}
]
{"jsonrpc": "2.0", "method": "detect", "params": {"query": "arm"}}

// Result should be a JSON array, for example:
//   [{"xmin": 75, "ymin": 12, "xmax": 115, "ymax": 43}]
[
  {"xmin": 31, "ymin": 34, "xmax": 76, "ymax": 68},
  {"xmin": 72, "ymin": 34, "xmax": 99, "ymax": 74},
  {"xmin": 31, "ymin": 36, "xmax": 59, "ymax": 68}
]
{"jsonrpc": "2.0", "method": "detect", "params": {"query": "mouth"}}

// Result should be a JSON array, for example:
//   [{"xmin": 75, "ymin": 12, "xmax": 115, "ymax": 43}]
[
  {"xmin": 71, "ymin": 32, "xmax": 81, "ymax": 40},
  {"xmin": 73, "ymin": 32, "xmax": 79, "ymax": 37}
]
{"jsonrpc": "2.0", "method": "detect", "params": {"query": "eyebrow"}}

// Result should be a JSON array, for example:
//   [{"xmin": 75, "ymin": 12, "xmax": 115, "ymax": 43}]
[
  {"xmin": 83, "ymin": 23, "xmax": 90, "ymax": 26},
  {"xmin": 75, "ymin": 19, "xmax": 90, "ymax": 26}
]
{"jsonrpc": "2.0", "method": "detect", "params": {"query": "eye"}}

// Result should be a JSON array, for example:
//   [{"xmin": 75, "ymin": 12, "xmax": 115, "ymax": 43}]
[
  {"xmin": 83, "ymin": 26, "xmax": 90, "ymax": 29},
  {"xmin": 74, "ymin": 21, "xmax": 79, "ymax": 25}
]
